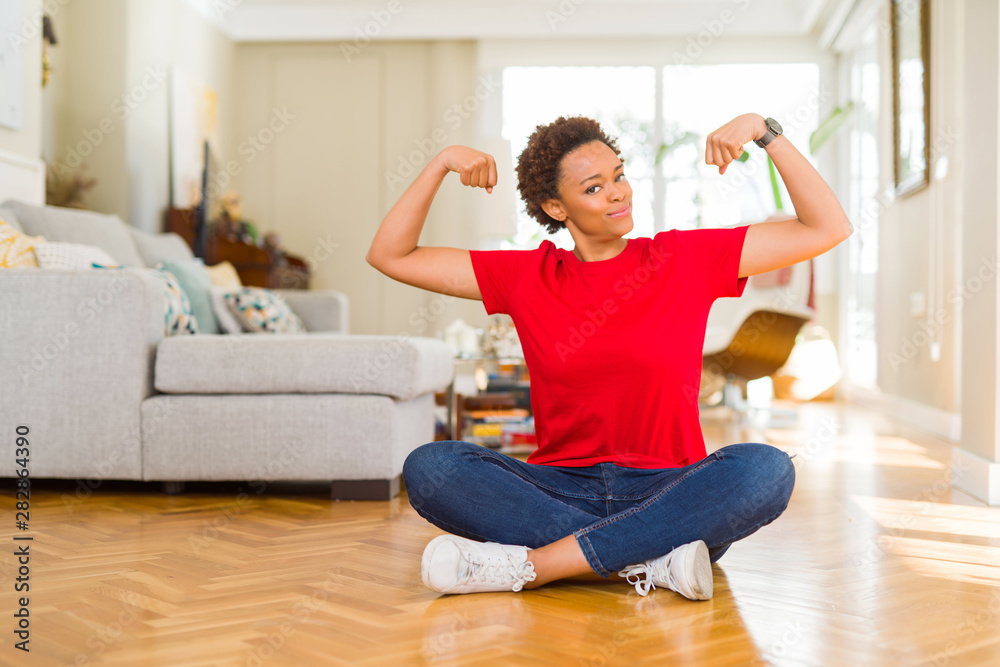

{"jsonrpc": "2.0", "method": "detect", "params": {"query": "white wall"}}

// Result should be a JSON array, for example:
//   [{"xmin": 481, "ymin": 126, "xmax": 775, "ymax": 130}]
[
  {"xmin": 43, "ymin": 0, "xmax": 234, "ymax": 232},
  {"xmin": 232, "ymin": 40, "xmax": 486, "ymax": 336},
  {"xmin": 867, "ymin": 0, "xmax": 963, "ymax": 417},
  {"xmin": 124, "ymin": 0, "xmax": 236, "ymax": 233}
]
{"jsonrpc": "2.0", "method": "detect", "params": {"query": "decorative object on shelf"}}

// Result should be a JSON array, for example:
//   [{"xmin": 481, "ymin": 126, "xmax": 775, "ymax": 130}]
[
  {"xmin": 45, "ymin": 162, "xmax": 97, "ymax": 209},
  {"xmin": 165, "ymin": 207, "xmax": 310, "ymax": 289},
  {"xmin": 443, "ymin": 318, "xmax": 482, "ymax": 357},
  {"xmin": 42, "ymin": 15, "xmax": 57, "ymax": 88},
  {"xmin": 218, "ymin": 191, "xmax": 258, "ymax": 245},
  {"xmin": 481, "ymin": 314, "xmax": 522, "ymax": 358},
  {"xmin": 170, "ymin": 67, "xmax": 219, "ymax": 211}
]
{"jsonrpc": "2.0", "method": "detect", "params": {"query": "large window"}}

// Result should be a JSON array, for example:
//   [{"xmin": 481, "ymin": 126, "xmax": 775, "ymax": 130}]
[
  {"xmin": 500, "ymin": 63, "xmax": 822, "ymax": 249},
  {"xmin": 843, "ymin": 26, "xmax": 880, "ymax": 388}
]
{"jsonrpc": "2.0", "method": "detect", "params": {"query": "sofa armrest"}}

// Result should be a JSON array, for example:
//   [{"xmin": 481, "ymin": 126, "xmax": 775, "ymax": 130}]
[
  {"xmin": 0, "ymin": 269, "xmax": 166, "ymax": 479},
  {"xmin": 274, "ymin": 289, "xmax": 349, "ymax": 334}
]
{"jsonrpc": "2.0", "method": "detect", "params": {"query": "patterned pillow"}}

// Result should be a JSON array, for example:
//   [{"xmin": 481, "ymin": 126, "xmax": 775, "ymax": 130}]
[
  {"xmin": 34, "ymin": 242, "xmax": 117, "ymax": 270},
  {"xmin": 223, "ymin": 287, "xmax": 305, "ymax": 334},
  {"xmin": 210, "ymin": 287, "xmax": 247, "ymax": 334},
  {"xmin": 92, "ymin": 265, "xmax": 199, "ymax": 336},
  {"xmin": 0, "ymin": 218, "xmax": 46, "ymax": 268},
  {"xmin": 148, "ymin": 268, "xmax": 200, "ymax": 336}
]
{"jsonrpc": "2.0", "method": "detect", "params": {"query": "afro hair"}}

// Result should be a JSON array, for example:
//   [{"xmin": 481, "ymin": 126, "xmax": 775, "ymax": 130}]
[{"xmin": 515, "ymin": 116, "xmax": 622, "ymax": 234}]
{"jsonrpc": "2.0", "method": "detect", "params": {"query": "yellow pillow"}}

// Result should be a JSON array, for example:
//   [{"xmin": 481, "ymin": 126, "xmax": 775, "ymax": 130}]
[
  {"xmin": 0, "ymin": 218, "xmax": 46, "ymax": 268},
  {"xmin": 206, "ymin": 260, "xmax": 242, "ymax": 287}
]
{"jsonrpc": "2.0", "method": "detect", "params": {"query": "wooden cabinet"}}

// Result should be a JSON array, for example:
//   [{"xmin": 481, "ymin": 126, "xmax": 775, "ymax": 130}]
[{"xmin": 165, "ymin": 207, "xmax": 310, "ymax": 289}]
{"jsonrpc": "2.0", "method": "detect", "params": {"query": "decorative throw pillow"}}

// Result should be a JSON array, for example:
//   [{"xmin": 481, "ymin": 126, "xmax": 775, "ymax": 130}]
[
  {"xmin": 206, "ymin": 261, "xmax": 242, "ymax": 288},
  {"xmin": 34, "ymin": 242, "xmax": 118, "ymax": 270},
  {"xmin": 148, "ymin": 268, "xmax": 200, "ymax": 336},
  {"xmin": 209, "ymin": 287, "xmax": 246, "ymax": 334},
  {"xmin": 223, "ymin": 287, "xmax": 306, "ymax": 334},
  {"xmin": 158, "ymin": 259, "xmax": 219, "ymax": 334},
  {"xmin": 0, "ymin": 218, "xmax": 45, "ymax": 268},
  {"xmin": 92, "ymin": 265, "xmax": 199, "ymax": 336}
]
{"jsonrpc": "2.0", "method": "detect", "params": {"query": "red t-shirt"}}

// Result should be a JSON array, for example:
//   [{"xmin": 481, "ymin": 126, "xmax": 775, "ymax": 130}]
[{"xmin": 469, "ymin": 225, "xmax": 750, "ymax": 469}]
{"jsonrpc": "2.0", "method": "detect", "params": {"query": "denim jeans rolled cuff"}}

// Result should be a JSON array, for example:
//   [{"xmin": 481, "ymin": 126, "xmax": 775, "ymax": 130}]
[{"xmin": 571, "ymin": 443, "xmax": 795, "ymax": 577}]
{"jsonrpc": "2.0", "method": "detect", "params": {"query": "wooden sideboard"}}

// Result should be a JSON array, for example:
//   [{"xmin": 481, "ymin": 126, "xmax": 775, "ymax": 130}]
[{"xmin": 165, "ymin": 207, "xmax": 310, "ymax": 289}]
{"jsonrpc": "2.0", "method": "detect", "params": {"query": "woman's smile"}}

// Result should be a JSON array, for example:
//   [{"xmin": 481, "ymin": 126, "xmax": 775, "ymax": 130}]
[{"xmin": 608, "ymin": 203, "xmax": 632, "ymax": 219}]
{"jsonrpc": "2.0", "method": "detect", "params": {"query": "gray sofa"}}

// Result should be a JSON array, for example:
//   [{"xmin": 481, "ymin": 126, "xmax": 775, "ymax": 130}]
[{"xmin": 0, "ymin": 200, "xmax": 453, "ymax": 499}]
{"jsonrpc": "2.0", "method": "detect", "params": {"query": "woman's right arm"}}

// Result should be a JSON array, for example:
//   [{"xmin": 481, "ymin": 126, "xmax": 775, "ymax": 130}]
[{"xmin": 365, "ymin": 146, "xmax": 497, "ymax": 300}]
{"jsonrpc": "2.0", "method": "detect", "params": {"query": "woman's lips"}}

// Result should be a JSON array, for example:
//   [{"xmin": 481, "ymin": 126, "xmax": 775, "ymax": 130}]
[{"xmin": 608, "ymin": 204, "xmax": 631, "ymax": 219}]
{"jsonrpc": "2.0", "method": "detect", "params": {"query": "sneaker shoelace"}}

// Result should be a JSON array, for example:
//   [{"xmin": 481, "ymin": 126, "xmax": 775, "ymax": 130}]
[
  {"xmin": 462, "ymin": 550, "xmax": 537, "ymax": 592},
  {"xmin": 619, "ymin": 557, "xmax": 676, "ymax": 597}
]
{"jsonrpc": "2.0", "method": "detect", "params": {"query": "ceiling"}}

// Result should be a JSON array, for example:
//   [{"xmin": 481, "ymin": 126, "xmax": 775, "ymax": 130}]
[{"xmin": 184, "ymin": 0, "xmax": 843, "ymax": 43}]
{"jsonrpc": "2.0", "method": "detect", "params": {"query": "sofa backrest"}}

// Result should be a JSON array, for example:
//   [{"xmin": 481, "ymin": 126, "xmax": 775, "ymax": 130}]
[
  {"xmin": 0, "ymin": 205, "xmax": 22, "ymax": 233},
  {"xmin": 1, "ymin": 199, "xmax": 147, "ymax": 267},
  {"xmin": 128, "ymin": 226, "xmax": 195, "ymax": 266}
]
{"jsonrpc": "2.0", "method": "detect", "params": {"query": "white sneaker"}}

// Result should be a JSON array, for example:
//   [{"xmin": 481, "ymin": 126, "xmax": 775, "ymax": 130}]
[
  {"xmin": 618, "ymin": 540, "xmax": 713, "ymax": 600},
  {"xmin": 421, "ymin": 534, "xmax": 537, "ymax": 594}
]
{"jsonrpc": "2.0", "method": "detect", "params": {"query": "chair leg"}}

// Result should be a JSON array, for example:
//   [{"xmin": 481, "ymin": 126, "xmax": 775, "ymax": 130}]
[{"xmin": 162, "ymin": 481, "xmax": 185, "ymax": 494}]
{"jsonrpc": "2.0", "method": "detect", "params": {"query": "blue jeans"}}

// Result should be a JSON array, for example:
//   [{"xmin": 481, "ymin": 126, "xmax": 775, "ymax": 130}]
[{"xmin": 402, "ymin": 441, "xmax": 795, "ymax": 577}]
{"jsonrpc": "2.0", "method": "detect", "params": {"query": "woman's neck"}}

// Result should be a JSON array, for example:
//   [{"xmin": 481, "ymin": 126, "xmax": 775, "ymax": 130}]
[{"xmin": 572, "ymin": 236, "xmax": 628, "ymax": 262}]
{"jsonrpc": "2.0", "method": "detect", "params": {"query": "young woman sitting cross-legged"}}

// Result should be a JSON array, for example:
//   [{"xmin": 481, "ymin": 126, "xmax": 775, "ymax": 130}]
[{"xmin": 366, "ymin": 113, "xmax": 852, "ymax": 599}]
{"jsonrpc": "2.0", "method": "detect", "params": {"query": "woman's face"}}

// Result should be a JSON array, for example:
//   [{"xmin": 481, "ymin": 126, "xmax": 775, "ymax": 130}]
[{"xmin": 542, "ymin": 140, "xmax": 633, "ymax": 239}]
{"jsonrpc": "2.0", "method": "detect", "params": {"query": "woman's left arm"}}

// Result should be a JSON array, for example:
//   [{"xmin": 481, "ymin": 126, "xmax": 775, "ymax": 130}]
[{"xmin": 705, "ymin": 113, "xmax": 854, "ymax": 278}]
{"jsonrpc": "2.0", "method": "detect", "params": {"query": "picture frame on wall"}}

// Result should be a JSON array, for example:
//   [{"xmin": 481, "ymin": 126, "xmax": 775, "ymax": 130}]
[
  {"xmin": 0, "ymin": 0, "xmax": 25, "ymax": 131},
  {"xmin": 890, "ymin": 0, "xmax": 930, "ymax": 198}
]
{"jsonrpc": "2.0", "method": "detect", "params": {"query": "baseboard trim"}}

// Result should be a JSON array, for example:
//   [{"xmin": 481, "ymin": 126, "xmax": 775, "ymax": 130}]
[
  {"xmin": 950, "ymin": 447, "xmax": 1000, "ymax": 506},
  {"xmin": 842, "ymin": 384, "xmax": 961, "ymax": 442},
  {"xmin": 330, "ymin": 476, "xmax": 401, "ymax": 501}
]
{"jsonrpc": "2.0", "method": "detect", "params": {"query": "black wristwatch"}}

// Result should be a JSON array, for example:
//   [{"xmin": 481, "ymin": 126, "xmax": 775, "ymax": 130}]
[{"xmin": 754, "ymin": 117, "xmax": 783, "ymax": 148}]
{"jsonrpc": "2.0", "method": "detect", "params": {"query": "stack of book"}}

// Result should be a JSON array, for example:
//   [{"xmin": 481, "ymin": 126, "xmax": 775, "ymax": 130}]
[{"xmin": 461, "ymin": 393, "xmax": 536, "ymax": 455}]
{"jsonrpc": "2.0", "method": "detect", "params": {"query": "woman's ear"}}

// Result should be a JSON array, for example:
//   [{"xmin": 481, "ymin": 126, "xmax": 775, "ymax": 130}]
[{"xmin": 540, "ymin": 198, "xmax": 566, "ymax": 222}]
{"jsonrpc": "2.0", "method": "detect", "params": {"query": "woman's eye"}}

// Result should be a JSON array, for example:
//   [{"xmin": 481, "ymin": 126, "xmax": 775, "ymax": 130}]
[{"xmin": 585, "ymin": 173, "xmax": 625, "ymax": 194}]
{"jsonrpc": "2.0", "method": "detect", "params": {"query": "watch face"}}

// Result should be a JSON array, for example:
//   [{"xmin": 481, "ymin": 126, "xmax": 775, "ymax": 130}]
[{"xmin": 766, "ymin": 117, "xmax": 782, "ymax": 135}]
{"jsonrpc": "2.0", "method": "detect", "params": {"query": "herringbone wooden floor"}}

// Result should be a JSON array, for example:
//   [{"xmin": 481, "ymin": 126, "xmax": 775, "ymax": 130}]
[{"xmin": 2, "ymin": 401, "xmax": 999, "ymax": 666}]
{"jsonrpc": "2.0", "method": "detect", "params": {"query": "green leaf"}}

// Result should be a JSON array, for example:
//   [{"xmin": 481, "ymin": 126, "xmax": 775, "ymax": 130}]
[{"xmin": 810, "ymin": 100, "xmax": 855, "ymax": 154}]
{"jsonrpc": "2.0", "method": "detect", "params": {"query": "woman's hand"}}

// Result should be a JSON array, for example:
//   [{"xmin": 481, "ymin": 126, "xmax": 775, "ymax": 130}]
[
  {"xmin": 439, "ymin": 146, "xmax": 498, "ymax": 193},
  {"xmin": 705, "ymin": 113, "xmax": 768, "ymax": 175}
]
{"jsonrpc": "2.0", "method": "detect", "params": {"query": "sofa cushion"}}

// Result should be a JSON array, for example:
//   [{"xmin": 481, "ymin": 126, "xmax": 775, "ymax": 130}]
[
  {"xmin": 222, "ymin": 287, "xmax": 306, "ymax": 334},
  {"xmin": 159, "ymin": 259, "xmax": 219, "ymax": 334},
  {"xmin": 129, "ymin": 227, "xmax": 194, "ymax": 266},
  {"xmin": 0, "ymin": 200, "xmax": 146, "ymax": 267},
  {"xmin": 154, "ymin": 334, "xmax": 454, "ymax": 401},
  {"xmin": 0, "ymin": 219, "xmax": 45, "ymax": 268},
  {"xmin": 206, "ymin": 261, "xmax": 242, "ymax": 287},
  {"xmin": 34, "ymin": 242, "xmax": 117, "ymax": 270}
]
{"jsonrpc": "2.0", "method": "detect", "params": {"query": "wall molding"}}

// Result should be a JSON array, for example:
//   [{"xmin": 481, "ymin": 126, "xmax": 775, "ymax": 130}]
[{"xmin": 0, "ymin": 148, "xmax": 45, "ymax": 205}]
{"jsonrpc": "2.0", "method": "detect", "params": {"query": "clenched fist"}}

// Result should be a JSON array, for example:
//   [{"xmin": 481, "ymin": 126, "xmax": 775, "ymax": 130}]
[
  {"xmin": 705, "ymin": 113, "xmax": 769, "ymax": 175},
  {"xmin": 439, "ymin": 146, "xmax": 498, "ymax": 193}
]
